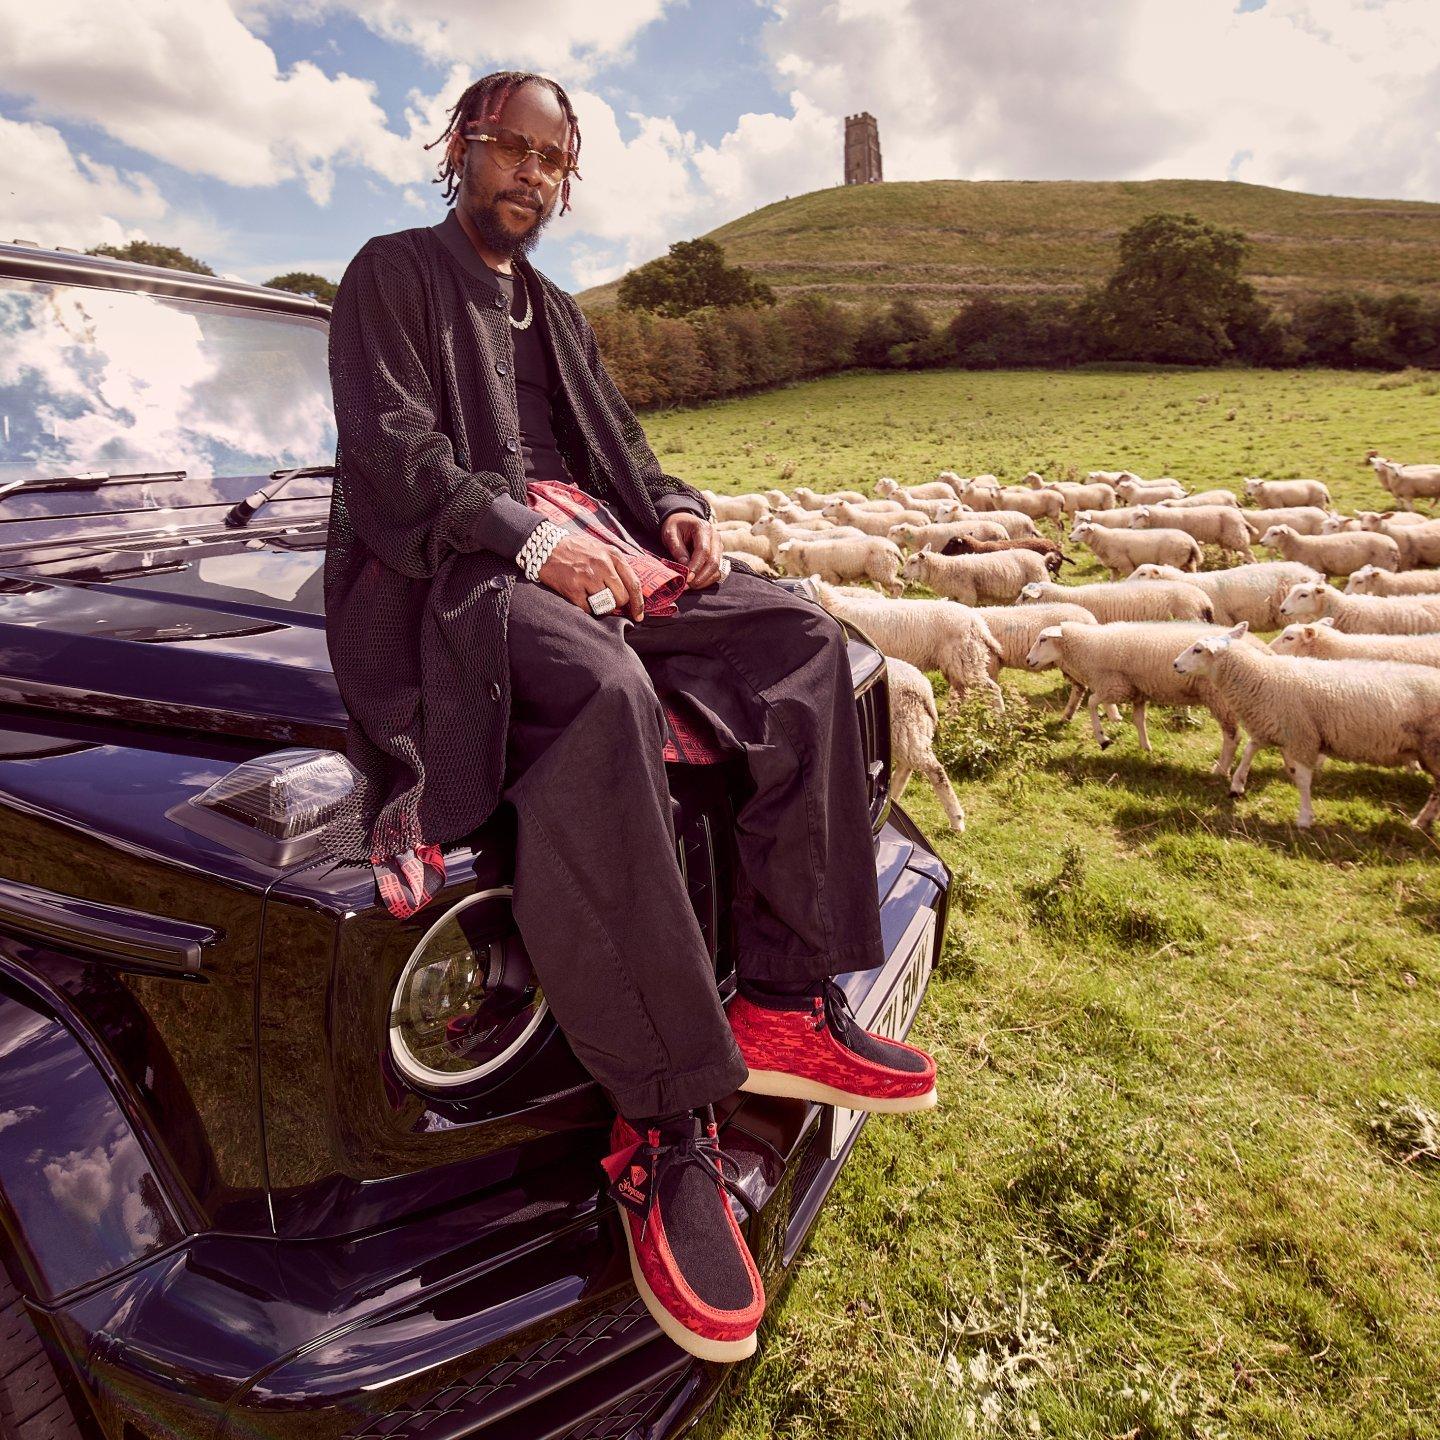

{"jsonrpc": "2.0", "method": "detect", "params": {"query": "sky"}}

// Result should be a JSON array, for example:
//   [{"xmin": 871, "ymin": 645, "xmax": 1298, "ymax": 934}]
[{"xmin": 1, "ymin": 0, "xmax": 1438, "ymax": 295}]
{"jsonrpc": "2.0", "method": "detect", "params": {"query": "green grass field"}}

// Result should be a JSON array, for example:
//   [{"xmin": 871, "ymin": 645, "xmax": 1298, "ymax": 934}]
[
  {"xmin": 653, "ymin": 367, "xmax": 1440, "ymax": 1440},
  {"xmin": 577, "ymin": 179, "xmax": 1440, "ymax": 314}
]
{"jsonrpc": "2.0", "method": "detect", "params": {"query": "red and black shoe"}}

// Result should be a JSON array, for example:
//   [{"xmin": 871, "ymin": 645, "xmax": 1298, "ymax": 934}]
[
  {"xmin": 601, "ymin": 1108, "xmax": 766, "ymax": 1363},
  {"xmin": 730, "ymin": 979, "xmax": 938, "ymax": 1112}
]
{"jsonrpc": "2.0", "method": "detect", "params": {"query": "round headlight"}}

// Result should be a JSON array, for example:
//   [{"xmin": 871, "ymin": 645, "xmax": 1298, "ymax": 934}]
[{"xmin": 389, "ymin": 886, "xmax": 549, "ymax": 1091}]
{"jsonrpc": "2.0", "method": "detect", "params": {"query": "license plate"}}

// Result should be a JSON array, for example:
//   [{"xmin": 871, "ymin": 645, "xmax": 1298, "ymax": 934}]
[{"xmin": 825, "ymin": 907, "xmax": 938, "ymax": 1160}]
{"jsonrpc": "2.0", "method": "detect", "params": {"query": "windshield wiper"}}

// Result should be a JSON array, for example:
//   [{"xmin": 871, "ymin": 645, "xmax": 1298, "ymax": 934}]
[
  {"xmin": 226, "ymin": 464, "xmax": 337, "ymax": 528},
  {"xmin": 0, "ymin": 469, "xmax": 188, "ymax": 502}
]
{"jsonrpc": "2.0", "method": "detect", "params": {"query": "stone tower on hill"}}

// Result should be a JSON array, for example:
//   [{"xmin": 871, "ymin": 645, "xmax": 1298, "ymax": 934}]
[{"xmin": 844, "ymin": 112, "xmax": 882, "ymax": 185}]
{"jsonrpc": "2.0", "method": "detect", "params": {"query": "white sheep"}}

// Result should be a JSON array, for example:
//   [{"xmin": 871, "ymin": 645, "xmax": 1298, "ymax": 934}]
[
  {"xmin": 790, "ymin": 486, "xmax": 868, "ymax": 511},
  {"xmin": 1279, "ymin": 581, "xmax": 1440, "ymax": 635},
  {"xmin": 715, "ymin": 527, "xmax": 775, "ymax": 561},
  {"xmin": 1175, "ymin": 625, "xmax": 1440, "ymax": 828},
  {"xmin": 1071, "ymin": 520, "xmax": 1201, "ymax": 578},
  {"xmin": 752, "ymin": 514, "xmax": 862, "ymax": 541},
  {"xmin": 900, "ymin": 545, "xmax": 1048, "ymax": 605},
  {"xmin": 888, "ymin": 519, "xmax": 1010, "ymax": 551},
  {"xmin": 875, "ymin": 476, "xmax": 963, "ymax": 508},
  {"xmin": 1135, "ymin": 504, "xmax": 1253, "ymax": 561},
  {"xmin": 1271, "ymin": 619, "xmax": 1440, "ymax": 670},
  {"xmin": 1354, "ymin": 509, "xmax": 1431, "ymax": 529},
  {"xmin": 1018, "ymin": 579, "xmax": 1214, "ymax": 624},
  {"xmin": 1349, "ymin": 513, "xmax": 1440, "ymax": 567},
  {"xmin": 986, "ymin": 486, "xmax": 1064, "ymax": 522},
  {"xmin": 1071, "ymin": 505, "xmax": 1151, "ymax": 530},
  {"xmin": 1258, "ymin": 525, "xmax": 1400, "ymax": 577},
  {"xmin": 1243, "ymin": 478, "xmax": 1332, "ymax": 508},
  {"xmin": 884, "ymin": 657, "xmax": 966, "ymax": 831},
  {"xmin": 1116, "ymin": 478, "xmax": 1187, "ymax": 505},
  {"xmin": 823, "ymin": 501, "xmax": 932, "ymax": 536},
  {"xmin": 1084, "ymin": 470, "xmax": 1133, "ymax": 487},
  {"xmin": 1027, "ymin": 621, "xmax": 1257, "ymax": 770},
  {"xmin": 1042, "ymin": 481, "xmax": 1117, "ymax": 514},
  {"xmin": 955, "ymin": 507, "xmax": 1040, "ymax": 539},
  {"xmin": 702, "ymin": 490, "xmax": 770, "ymax": 524},
  {"xmin": 1239, "ymin": 506, "xmax": 1331, "ymax": 539},
  {"xmin": 810, "ymin": 578, "xmax": 1005, "ymax": 714},
  {"xmin": 1345, "ymin": 565, "xmax": 1440, "ymax": 597},
  {"xmin": 1156, "ymin": 488, "xmax": 1240, "ymax": 509},
  {"xmin": 973, "ymin": 601, "xmax": 1106, "ymax": 721},
  {"xmin": 774, "ymin": 535, "xmax": 905, "ymax": 596},
  {"xmin": 1129, "ymin": 560, "xmax": 1320, "ymax": 630},
  {"xmin": 1368, "ymin": 455, "xmax": 1440, "ymax": 511},
  {"xmin": 724, "ymin": 550, "xmax": 777, "ymax": 576}
]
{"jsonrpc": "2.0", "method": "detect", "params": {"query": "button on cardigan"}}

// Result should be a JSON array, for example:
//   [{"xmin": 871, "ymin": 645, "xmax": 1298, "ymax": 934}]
[{"xmin": 319, "ymin": 209, "xmax": 709, "ymax": 866}]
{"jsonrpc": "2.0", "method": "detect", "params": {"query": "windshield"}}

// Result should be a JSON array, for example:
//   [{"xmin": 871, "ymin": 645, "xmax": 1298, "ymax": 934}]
[{"xmin": 0, "ymin": 277, "xmax": 336, "ymax": 485}]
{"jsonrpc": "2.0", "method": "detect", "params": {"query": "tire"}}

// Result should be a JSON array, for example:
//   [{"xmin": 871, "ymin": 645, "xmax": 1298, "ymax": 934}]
[{"xmin": 0, "ymin": 1269, "xmax": 85, "ymax": 1440}]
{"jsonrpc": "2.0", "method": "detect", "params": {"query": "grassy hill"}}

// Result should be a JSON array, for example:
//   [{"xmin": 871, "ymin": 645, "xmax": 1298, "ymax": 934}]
[{"xmin": 576, "ymin": 178, "xmax": 1440, "ymax": 314}]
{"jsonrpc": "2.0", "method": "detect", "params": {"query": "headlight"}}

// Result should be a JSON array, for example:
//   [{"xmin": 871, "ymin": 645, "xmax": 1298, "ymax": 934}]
[
  {"xmin": 167, "ymin": 747, "xmax": 357, "ymax": 864},
  {"xmin": 389, "ymin": 886, "xmax": 550, "ymax": 1091}
]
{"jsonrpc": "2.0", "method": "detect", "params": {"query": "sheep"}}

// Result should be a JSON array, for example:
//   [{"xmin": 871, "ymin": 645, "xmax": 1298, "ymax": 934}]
[
  {"xmin": 1084, "ymin": 470, "xmax": 1135, "ymax": 487},
  {"xmin": 810, "ymin": 578, "xmax": 1006, "ymax": 714},
  {"xmin": 1271, "ymin": 619, "xmax": 1440, "ymax": 670},
  {"xmin": 1026, "ymin": 621, "xmax": 1258, "ymax": 770},
  {"xmin": 1129, "ymin": 560, "xmax": 1320, "ymax": 630},
  {"xmin": 1042, "ymin": 481, "xmax": 1117, "ymax": 514},
  {"xmin": 774, "ymin": 535, "xmax": 906, "ymax": 596},
  {"xmin": 1071, "ymin": 505, "xmax": 1151, "ymax": 530},
  {"xmin": 763, "ymin": 489, "xmax": 789, "ymax": 508},
  {"xmin": 1134, "ymin": 504, "xmax": 1253, "ymax": 561},
  {"xmin": 1354, "ymin": 510, "xmax": 1431, "ymax": 529},
  {"xmin": 875, "ymin": 476, "xmax": 964, "ymax": 506},
  {"xmin": 1175, "ymin": 624, "xmax": 1440, "ymax": 828},
  {"xmin": 1345, "ymin": 565, "xmax": 1440, "ymax": 597},
  {"xmin": 1279, "ymin": 580, "xmax": 1440, "ymax": 635},
  {"xmin": 1116, "ymin": 477, "xmax": 1187, "ymax": 505},
  {"xmin": 752, "ymin": 514, "xmax": 862, "ymax": 541},
  {"xmin": 1238, "ymin": 506, "xmax": 1331, "ymax": 539},
  {"xmin": 791, "ymin": 486, "xmax": 867, "ymax": 511},
  {"xmin": 900, "ymin": 545, "xmax": 1048, "ymax": 605},
  {"xmin": 940, "ymin": 533, "xmax": 1068, "ymax": 575},
  {"xmin": 851, "ymin": 494, "xmax": 959, "ymax": 520},
  {"xmin": 1368, "ymin": 455, "xmax": 1440, "ymax": 511},
  {"xmin": 1258, "ymin": 525, "xmax": 1401, "ymax": 577},
  {"xmin": 884, "ymin": 657, "xmax": 965, "ymax": 831},
  {"xmin": 715, "ymin": 528, "xmax": 775, "ymax": 561},
  {"xmin": 956, "ymin": 507, "xmax": 1040, "ymax": 539},
  {"xmin": 823, "ymin": 501, "xmax": 932, "ymax": 536},
  {"xmin": 724, "ymin": 550, "xmax": 776, "ymax": 576},
  {"xmin": 972, "ymin": 601, "xmax": 1104, "ymax": 720},
  {"xmin": 1244, "ymin": 478, "xmax": 1332, "ymax": 508},
  {"xmin": 1156, "ymin": 488, "xmax": 1241, "ymax": 509},
  {"xmin": 888, "ymin": 519, "xmax": 1010, "ymax": 551},
  {"xmin": 702, "ymin": 490, "xmax": 769, "ymax": 524},
  {"xmin": 1348, "ymin": 513, "xmax": 1440, "ymax": 567},
  {"xmin": 1018, "ymin": 578, "xmax": 1215, "ymax": 624},
  {"xmin": 982, "ymin": 486, "xmax": 1064, "ymax": 522},
  {"xmin": 1071, "ymin": 520, "xmax": 1200, "ymax": 578}
]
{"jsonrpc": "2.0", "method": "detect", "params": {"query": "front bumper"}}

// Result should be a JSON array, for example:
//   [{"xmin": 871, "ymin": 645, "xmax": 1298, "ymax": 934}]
[{"xmin": 53, "ymin": 803, "xmax": 948, "ymax": 1440}]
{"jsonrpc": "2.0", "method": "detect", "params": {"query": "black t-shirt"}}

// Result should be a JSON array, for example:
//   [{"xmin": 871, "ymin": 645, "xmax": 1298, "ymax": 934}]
[{"xmin": 490, "ymin": 265, "xmax": 574, "ymax": 485}]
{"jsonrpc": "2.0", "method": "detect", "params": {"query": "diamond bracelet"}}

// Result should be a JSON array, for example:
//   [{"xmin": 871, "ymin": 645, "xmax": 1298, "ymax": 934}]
[{"xmin": 515, "ymin": 518, "xmax": 566, "ymax": 581}]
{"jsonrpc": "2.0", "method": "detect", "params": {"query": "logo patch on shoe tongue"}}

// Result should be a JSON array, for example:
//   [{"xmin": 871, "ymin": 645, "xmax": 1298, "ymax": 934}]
[{"xmin": 611, "ymin": 1158, "xmax": 651, "ymax": 1218}]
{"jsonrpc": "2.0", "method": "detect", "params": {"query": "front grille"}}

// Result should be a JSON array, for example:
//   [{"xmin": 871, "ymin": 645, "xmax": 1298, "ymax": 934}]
[
  {"xmin": 854, "ymin": 667, "xmax": 891, "ymax": 830},
  {"xmin": 554, "ymin": 1372, "xmax": 679, "ymax": 1440}
]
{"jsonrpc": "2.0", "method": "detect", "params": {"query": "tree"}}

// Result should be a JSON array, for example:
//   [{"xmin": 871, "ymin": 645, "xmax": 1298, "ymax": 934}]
[
  {"xmin": 265, "ymin": 271, "xmax": 338, "ymax": 303},
  {"xmin": 86, "ymin": 240, "xmax": 215, "ymax": 274},
  {"xmin": 1091, "ymin": 211, "xmax": 1273, "ymax": 364},
  {"xmin": 617, "ymin": 238, "xmax": 775, "ymax": 318}
]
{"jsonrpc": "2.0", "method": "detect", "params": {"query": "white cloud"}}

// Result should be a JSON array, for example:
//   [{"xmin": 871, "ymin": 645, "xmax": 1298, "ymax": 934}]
[{"xmin": 245, "ymin": 0, "xmax": 674, "ymax": 77}]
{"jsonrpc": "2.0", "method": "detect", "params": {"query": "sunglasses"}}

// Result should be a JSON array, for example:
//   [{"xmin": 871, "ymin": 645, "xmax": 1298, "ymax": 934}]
[{"xmin": 462, "ymin": 125, "xmax": 581, "ymax": 186}]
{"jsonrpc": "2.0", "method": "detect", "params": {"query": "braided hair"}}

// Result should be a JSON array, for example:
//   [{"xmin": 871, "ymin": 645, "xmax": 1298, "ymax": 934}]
[{"xmin": 426, "ymin": 71, "xmax": 582, "ymax": 216}]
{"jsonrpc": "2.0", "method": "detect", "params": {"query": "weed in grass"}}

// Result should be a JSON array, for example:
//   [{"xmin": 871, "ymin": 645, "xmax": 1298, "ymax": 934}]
[
  {"xmin": 1365, "ymin": 1097, "xmax": 1440, "ymax": 1168},
  {"xmin": 1003, "ymin": 1085, "xmax": 1176, "ymax": 1287},
  {"xmin": 936, "ymin": 698, "xmax": 1050, "ymax": 781},
  {"xmin": 1022, "ymin": 843, "xmax": 1208, "ymax": 954}
]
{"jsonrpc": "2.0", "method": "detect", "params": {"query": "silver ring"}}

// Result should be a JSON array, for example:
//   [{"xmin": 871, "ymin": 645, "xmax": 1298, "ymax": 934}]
[
  {"xmin": 586, "ymin": 587, "xmax": 617, "ymax": 617},
  {"xmin": 718, "ymin": 557, "xmax": 732, "ymax": 580}
]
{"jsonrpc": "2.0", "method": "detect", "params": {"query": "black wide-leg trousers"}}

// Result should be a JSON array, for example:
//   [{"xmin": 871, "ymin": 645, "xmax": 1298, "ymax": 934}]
[{"xmin": 500, "ymin": 568, "xmax": 887, "ymax": 1119}]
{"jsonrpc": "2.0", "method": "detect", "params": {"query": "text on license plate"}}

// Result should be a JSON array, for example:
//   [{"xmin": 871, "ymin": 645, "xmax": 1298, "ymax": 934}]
[{"xmin": 826, "ymin": 907, "xmax": 937, "ymax": 1159}]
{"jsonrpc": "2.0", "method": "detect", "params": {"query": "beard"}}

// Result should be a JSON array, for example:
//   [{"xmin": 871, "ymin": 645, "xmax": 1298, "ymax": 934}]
[{"xmin": 468, "ymin": 186, "xmax": 556, "ymax": 258}]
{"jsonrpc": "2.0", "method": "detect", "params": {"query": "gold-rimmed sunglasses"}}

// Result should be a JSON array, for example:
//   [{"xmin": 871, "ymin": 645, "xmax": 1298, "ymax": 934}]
[{"xmin": 462, "ymin": 125, "xmax": 582, "ymax": 186}]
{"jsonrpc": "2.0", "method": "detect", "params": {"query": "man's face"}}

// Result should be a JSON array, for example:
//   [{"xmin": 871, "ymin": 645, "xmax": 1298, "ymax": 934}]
[{"xmin": 447, "ymin": 82, "xmax": 571, "ymax": 258}]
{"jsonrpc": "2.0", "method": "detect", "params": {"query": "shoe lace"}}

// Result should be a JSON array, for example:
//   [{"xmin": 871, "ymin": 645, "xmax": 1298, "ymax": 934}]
[
  {"xmin": 820, "ymin": 978, "xmax": 860, "ymax": 1039},
  {"xmin": 640, "ymin": 1105, "xmax": 761, "ymax": 1242}
]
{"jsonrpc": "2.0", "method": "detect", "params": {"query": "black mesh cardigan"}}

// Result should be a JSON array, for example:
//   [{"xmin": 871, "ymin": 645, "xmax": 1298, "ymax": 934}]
[{"xmin": 320, "ymin": 214, "xmax": 708, "ymax": 866}]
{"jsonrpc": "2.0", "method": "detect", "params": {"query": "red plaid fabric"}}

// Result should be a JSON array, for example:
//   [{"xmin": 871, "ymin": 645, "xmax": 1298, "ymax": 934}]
[{"xmin": 523, "ymin": 479, "xmax": 691, "ymax": 616}]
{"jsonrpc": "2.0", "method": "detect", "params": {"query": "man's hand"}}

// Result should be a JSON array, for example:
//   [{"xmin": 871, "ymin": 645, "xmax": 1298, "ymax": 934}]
[
  {"xmin": 660, "ymin": 512, "xmax": 725, "ymax": 589},
  {"xmin": 536, "ymin": 531, "xmax": 646, "ymax": 620}
]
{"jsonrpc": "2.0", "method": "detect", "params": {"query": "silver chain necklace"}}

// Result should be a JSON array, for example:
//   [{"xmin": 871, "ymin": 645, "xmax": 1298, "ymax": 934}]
[{"xmin": 507, "ymin": 272, "xmax": 533, "ymax": 331}]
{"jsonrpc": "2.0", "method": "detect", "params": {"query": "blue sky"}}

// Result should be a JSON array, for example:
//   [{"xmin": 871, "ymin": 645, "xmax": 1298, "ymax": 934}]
[{"xmin": 2, "ymin": 1, "xmax": 1436, "ymax": 294}]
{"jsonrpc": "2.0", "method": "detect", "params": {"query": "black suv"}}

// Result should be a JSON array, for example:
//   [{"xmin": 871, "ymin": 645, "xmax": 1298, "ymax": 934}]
[{"xmin": 0, "ymin": 241, "xmax": 950, "ymax": 1440}]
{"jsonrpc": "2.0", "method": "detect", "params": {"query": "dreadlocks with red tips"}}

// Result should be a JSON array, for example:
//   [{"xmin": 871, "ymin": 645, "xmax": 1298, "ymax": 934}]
[{"xmin": 425, "ymin": 71, "xmax": 582, "ymax": 217}]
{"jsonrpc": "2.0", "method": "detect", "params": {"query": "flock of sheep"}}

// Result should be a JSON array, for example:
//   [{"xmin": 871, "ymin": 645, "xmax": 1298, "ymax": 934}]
[{"xmin": 701, "ymin": 452, "xmax": 1440, "ymax": 833}]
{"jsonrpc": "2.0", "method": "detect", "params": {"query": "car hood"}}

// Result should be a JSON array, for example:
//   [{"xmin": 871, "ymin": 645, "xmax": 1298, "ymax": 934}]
[{"xmin": 0, "ymin": 531, "xmax": 346, "ymax": 746}]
